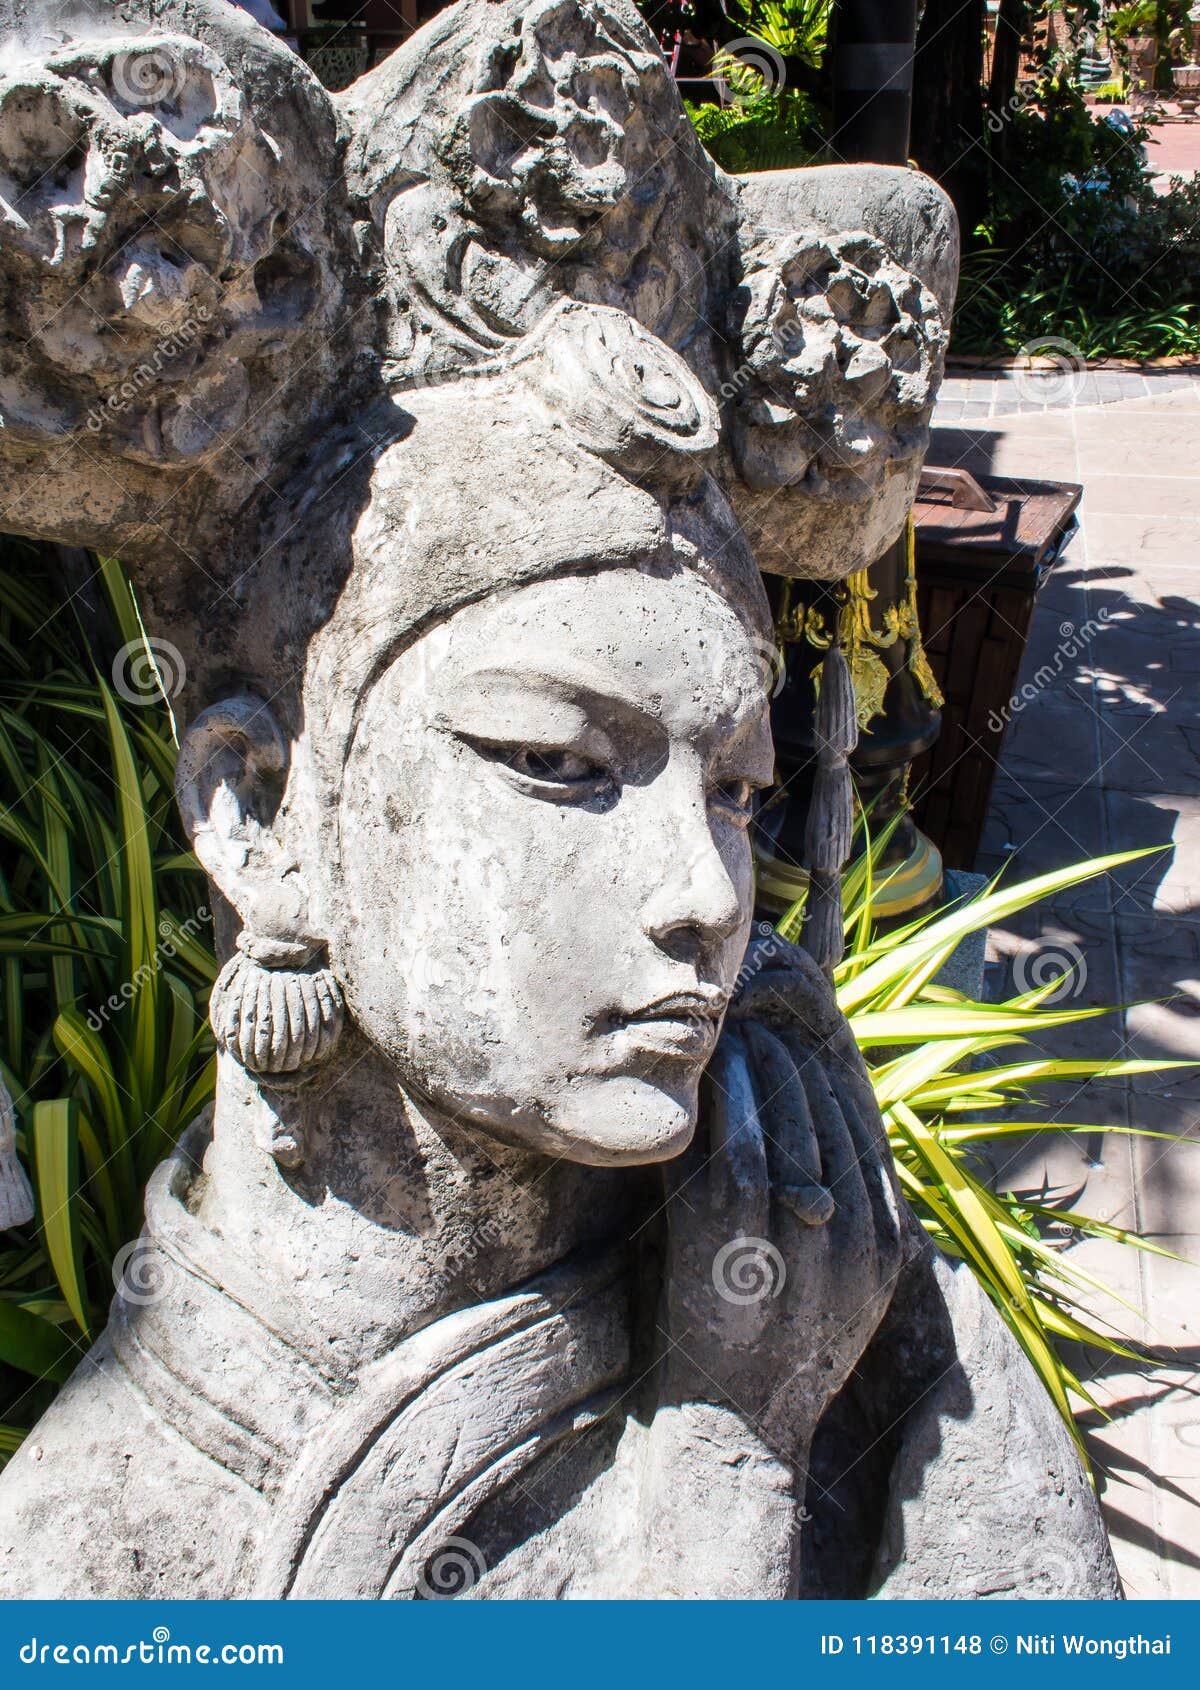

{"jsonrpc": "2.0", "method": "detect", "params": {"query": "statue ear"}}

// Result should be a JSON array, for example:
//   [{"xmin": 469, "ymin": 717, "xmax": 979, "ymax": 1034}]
[
  {"xmin": 175, "ymin": 694, "xmax": 306, "ymax": 945},
  {"xmin": 178, "ymin": 693, "xmax": 344, "ymax": 1126}
]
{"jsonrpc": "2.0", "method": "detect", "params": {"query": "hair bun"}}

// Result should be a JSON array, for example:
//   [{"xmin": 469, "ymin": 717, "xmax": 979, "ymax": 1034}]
[{"xmin": 514, "ymin": 301, "xmax": 718, "ymax": 491}]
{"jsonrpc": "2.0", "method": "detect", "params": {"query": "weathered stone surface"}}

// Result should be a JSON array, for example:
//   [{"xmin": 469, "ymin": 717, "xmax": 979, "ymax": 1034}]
[
  {"xmin": 737, "ymin": 164, "xmax": 961, "ymax": 316},
  {"xmin": 0, "ymin": 0, "xmax": 362, "ymax": 568},
  {"xmin": 0, "ymin": 0, "xmax": 948, "ymax": 582},
  {"xmin": 0, "ymin": 0, "xmax": 1119, "ymax": 1601}
]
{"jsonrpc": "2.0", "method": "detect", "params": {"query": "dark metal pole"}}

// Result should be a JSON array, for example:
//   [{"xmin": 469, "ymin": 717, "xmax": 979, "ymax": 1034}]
[{"xmin": 830, "ymin": 0, "xmax": 920, "ymax": 165}]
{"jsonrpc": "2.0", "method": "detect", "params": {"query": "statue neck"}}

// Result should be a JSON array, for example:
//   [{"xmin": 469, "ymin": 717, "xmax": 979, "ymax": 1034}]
[{"xmin": 191, "ymin": 1041, "xmax": 652, "ymax": 1366}]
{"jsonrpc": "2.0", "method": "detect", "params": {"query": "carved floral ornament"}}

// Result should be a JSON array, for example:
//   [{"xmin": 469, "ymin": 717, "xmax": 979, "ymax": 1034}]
[
  {"xmin": 0, "ymin": 0, "xmax": 947, "ymax": 581},
  {"xmin": 0, "ymin": 0, "xmax": 1122, "ymax": 1604}
]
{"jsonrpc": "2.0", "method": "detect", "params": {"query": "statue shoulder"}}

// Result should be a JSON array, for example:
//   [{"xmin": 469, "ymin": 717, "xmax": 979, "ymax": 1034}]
[{"xmin": 0, "ymin": 1331, "xmax": 263, "ymax": 1598}]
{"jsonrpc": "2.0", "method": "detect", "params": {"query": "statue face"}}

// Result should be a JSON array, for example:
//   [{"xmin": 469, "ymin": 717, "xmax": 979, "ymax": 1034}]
[{"xmin": 336, "ymin": 567, "xmax": 773, "ymax": 1166}]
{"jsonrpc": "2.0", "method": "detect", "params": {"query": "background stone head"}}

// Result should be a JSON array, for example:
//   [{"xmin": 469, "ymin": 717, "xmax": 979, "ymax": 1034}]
[{"xmin": 339, "ymin": 0, "xmax": 728, "ymax": 381}]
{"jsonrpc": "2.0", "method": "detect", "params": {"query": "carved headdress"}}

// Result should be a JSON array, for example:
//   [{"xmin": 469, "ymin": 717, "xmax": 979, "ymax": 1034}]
[{"xmin": 0, "ymin": 0, "xmax": 954, "ymax": 648}]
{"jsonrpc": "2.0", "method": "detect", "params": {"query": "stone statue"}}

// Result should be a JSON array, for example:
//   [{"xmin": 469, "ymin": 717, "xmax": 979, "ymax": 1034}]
[{"xmin": 0, "ymin": 0, "xmax": 1119, "ymax": 1599}]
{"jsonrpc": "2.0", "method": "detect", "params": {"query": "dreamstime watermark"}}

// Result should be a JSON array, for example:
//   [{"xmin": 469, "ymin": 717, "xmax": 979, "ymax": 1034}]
[
  {"xmin": 112, "ymin": 1238, "xmax": 178, "ymax": 1308},
  {"xmin": 749, "ymin": 634, "xmax": 788, "ymax": 700},
  {"xmin": 712, "ymin": 1235, "xmax": 786, "ymax": 1305},
  {"xmin": 717, "ymin": 316, "xmax": 805, "ymax": 406},
  {"xmin": 18, "ymin": 1625, "xmax": 282, "ymax": 1667},
  {"xmin": 1012, "ymin": 938, "xmax": 1088, "ymax": 1004},
  {"xmin": 416, "ymin": 1536, "xmax": 487, "ymax": 1599},
  {"xmin": 111, "ymin": 636, "xmax": 187, "ymax": 707},
  {"xmin": 1011, "ymin": 1540, "xmax": 1089, "ymax": 1595},
  {"xmin": 87, "ymin": 908, "xmax": 210, "ymax": 1031},
  {"xmin": 716, "ymin": 38, "xmax": 786, "ymax": 111},
  {"xmin": 85, "ymin": 304, "xmax": 214, "ymax": 436},
  {"xmin": 435, "ymin": 1217, "xmax": 505, "ymax": 1294},
  {"xmin": 111, "ymin": 46, "xmax": 186, "ymax": 108},
  {"xmin": 997, "ymin": 1206, "xmax": 1110, "ymax": 1276},
  {"xmin": 1048, "ymin": 1217, "xmax": 1085, "ymax": 1244},
  {"xmin": 985, "ymin": 78, "xmax": 1036, "ymax": 135},
  {"xmin": 986, "ymin": 610, "xmax": 1109, "ymax": 733},
  {"xmin": 1012, "ymin": 335, "xmax": 1088, "ymax": 405},
  {"xmin": 734, "ymin": 922, "xmax": 789, "ymax": 996}
]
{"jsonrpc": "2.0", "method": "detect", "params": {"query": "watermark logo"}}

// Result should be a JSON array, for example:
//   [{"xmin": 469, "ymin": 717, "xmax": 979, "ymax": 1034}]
[
  {"xmin": 716, "ymin": 38, "xmax": 786, "ymax": 111},
  {"xmin": 112, "ymin": 1238, "xmax": 177, "ymax": 1308},
  {"xmin": 749, "ymin": 634, "xmax": 788, "ymax": 701},
  {"xmin": 112, "ymin": 637, "xmax": 186, "ymax": 708},
  {"xmin": 111, "ymin": 47, "xmax": 185, "ymax": 108},
  {"xmin": 712, "ymin": 1235, "xmax": 786, "ymax": 1305},
  {"xmin": 1013, "ymin": 336, "xmax": 1087, "ymax": 406},
  {"xmin": 416, "ymin": 1536, "xmax": 487, "ymax": 1599},
  {"xmin": 1011, "ymin": 1540, "xmax": 1089, "ymax": 1594},
  {"xmin": 1012, "ymin": 938, "xmax": 1088, "ymax": 1004}
]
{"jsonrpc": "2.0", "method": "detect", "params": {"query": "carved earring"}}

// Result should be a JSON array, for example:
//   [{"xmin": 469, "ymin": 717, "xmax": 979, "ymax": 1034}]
[{"xmin": 210, "ymin": 931, "xmax": 346, "ymax": 1080}]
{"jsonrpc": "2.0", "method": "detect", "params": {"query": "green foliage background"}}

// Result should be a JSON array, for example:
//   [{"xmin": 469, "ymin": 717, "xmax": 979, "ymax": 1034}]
[{"xmin": 0, "ymin": 540, "xmax": 214, "ymax": 1456}]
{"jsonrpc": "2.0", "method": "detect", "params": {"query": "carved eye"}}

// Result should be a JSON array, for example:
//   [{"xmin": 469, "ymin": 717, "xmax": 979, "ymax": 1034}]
[
  {"xmin": 710, "ymin": 779, "xmax": 758, "ymax": 828},
  {"xmin": 505, "ymin": 747, "xmax": 603, "ymax": 785},
  {"xmin": 466, "ymin": 738, "xmax": 614, "ymax": 800}
]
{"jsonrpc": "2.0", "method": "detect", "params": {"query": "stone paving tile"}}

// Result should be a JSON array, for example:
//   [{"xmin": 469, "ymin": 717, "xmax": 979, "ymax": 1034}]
[
  {"xmin": 1074, "ymin": 419, "xmax": 1200, "ymax": 481},
  {"xmin": 977, "ymin": 1090, "xmax": 1134, "ymax": 1211},
  {"xmin": 1127, "ymin": 1096, "xmax": 1200, "ymax": 1263},
  {"xmin": 1080, "ymin": 474, "xmax": 1200, "ymax": 519},
  {"xmin": 1001, "ymin": 698, "xmax": 1100, "ymax": 787},
  {"xmin": 1079, "ymin": 606, "xmax": 1200, "ymax": 699},
  {"xmin": 1117, "ymin": 914, "xmax": 1200, "ymax": 1045},
  {"xmin": 1077, "ymin": 566, "xmax": 1200, "ymax": 619},
  {"xmin": 1022, "ymin": 597, "xmax": 1110, "ymax": 676},
  {"xmin": 1082, "ymin": 515, "xmax": 1200, "ymax": 570},
  {"xmin": 944, "ymin": 372, "xmax": 1200, "ymax": 1595},
  {"xmin": 1093, "ymin": 714, "xmax": 1199, "ymax": 798},
  {"xmin": 935, "ymin": 369, "xmax": 1200, "ymax": 426},
  {"xmin": 1035, "ymin": 560, "xmax": 1103, "ymax": 617},
  {"xmin": 1088, "ymin": 1365, "xmax": 1181, "ymax": 1602},
  {"xmin": 1156, "ymin": 1479, "xmax": 1200, "ymax": 1600},
  {"xmin": 977, "ymin": 772, "xmax": 1111, "ymax": 893},
  {"xmin": 1104, "ymin": 791, "xmax": 1200, "ymax": 918},
  {"xmin": 1115, "ymin": 383, "xmax": 1200, "ymax": 414},
  {"xmin": 1094, "ymin": 1474, "xmax": 1174, "ymax": 1600},
  {"xmin": 927, "ymin": 421, "xmax": 1080, "ymax": 486}
]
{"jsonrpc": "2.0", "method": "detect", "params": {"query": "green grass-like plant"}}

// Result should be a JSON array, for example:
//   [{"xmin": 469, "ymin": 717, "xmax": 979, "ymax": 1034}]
[
  {"xmin": 778, "ymin": 841, "xmax": 1191, "ymax": 1469},
  {"xmin": 0, "ymin": 541, "xmax": 215, "ymax": 1461}
]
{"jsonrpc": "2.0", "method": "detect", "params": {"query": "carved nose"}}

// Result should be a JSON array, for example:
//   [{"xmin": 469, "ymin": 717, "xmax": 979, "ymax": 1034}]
[{"xmin": 641, "ymin": 827, "xmax": 743, "ymax": 951}]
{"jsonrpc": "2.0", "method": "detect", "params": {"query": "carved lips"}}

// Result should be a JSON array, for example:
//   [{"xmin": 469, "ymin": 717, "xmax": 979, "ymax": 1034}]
[{"xmin": 607, "ymin": 989, "xmax": 728, "ymax": 1061}]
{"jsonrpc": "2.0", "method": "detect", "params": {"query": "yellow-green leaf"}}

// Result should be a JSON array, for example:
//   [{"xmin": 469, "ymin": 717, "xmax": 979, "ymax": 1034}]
[{"xmin": 31, "ymin": 1099, "xmax": 90, "ymax": 1339}]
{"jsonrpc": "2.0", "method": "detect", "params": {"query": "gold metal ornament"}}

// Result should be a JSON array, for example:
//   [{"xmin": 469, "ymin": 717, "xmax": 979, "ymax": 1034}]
[{"xmin": 772, "ymin": 518, "xmax": 943, "ymax": 731}]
